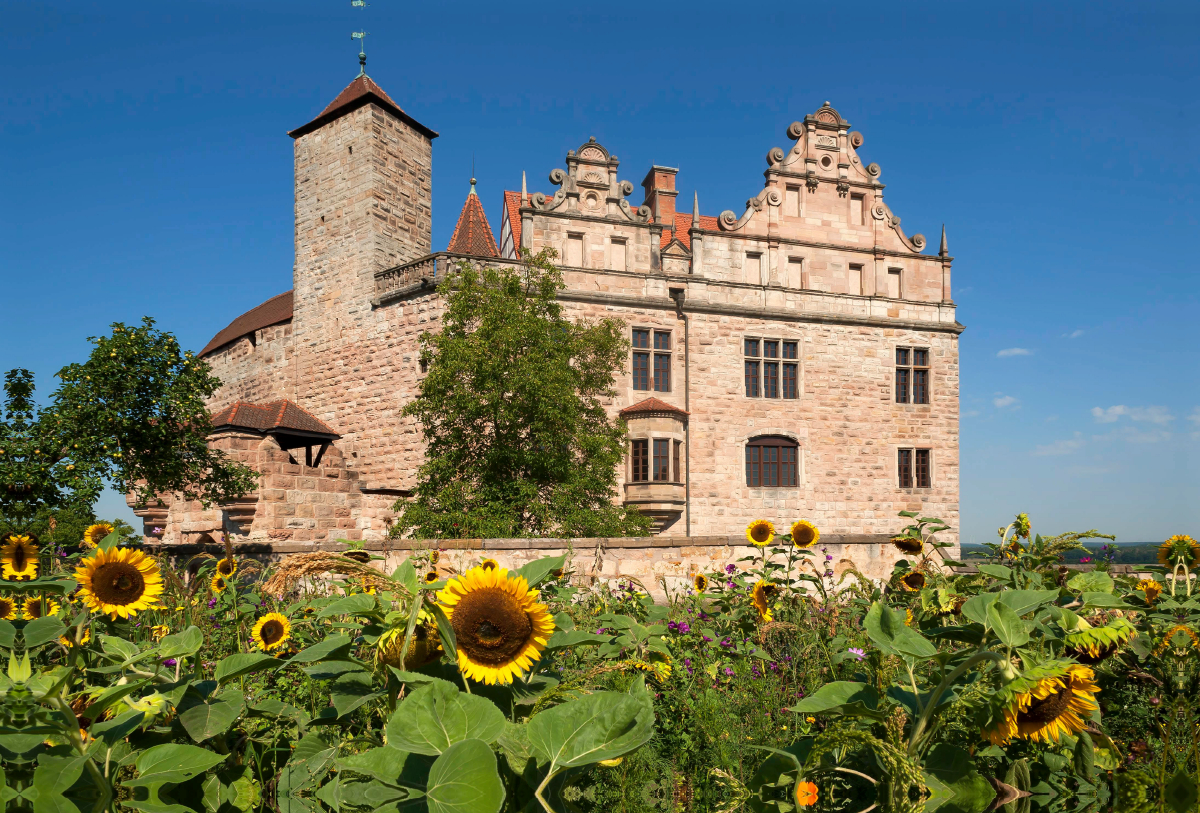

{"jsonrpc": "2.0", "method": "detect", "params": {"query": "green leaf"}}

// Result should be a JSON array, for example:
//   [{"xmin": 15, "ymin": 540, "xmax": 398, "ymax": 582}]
[
  {"xmin": 526, "ymin": 688, "xmax": 654, "ymax": 769},
  {"xmin": 1081, "ymin": 592, "xmax": 1131, "ymax": 609},
  {"xmin": 32, "ymin": 755, "xmax": 87, "ymax": 813},
  {"xmin": 788, "ymin": 681, "xmax": 884, "ymax": 719},
  {"xmin": 997, "ymin": 589, "xmax": 1060, "ymax": 617},
  {"xmin": 214, "ymin": 653, "xmax": 281, "ymax": 684},
  {"xmin": 1067, "ymin": 571, "xmax": 1114, "ymax": 594},
  {"xmin": 394, "ymin": 559, "xmax": 418, "ymax": 594},
  {"xmin": 545, "ymin": 630, "xmax": 608, "ymax": 649},
  {"xmin": 923, "ymin": 743, "xmax": 995, "ymax": 813},
  {"xmin": 316, "ymin": 594, "xmax": 377, "ymax": 620},
  {"xmin": 960, "ymin": 594, "xmax": 999, "ymax": 627},
  {"xmin": 513, "ymin": 555, "xmax": 567, "ymax": 589},
  {"xmin": 0, "ymin": 620, "xmax": 15, "ymax": 649},
  {"xmin": 23, "ymin": 617, "xmax": 67, "ymax": 649},
  {"xmin": 90, "ymin": 709, "xmax": 147, "ymax": 745},
  {"xmin": 158, "ymin": 626, "xmax": 204, "ymax": 658},
  {"xmin": 425, "ymin": 739, "xmax": 504, "ymax": 813},
  {"xmin": 427, "ymin": 602, "xmax": 458, "ymax": 664},
  {"xmin": 1073, "ymin": 731, "xmax": 1096, "ymax": 779},
  {"xmin": 386, "ymin": 681, "xmax": 505, "ymax": 755},
  {"xmin": 864, "ymin": 601, "xmax": 936, "ymax": 659},
  {"xmin": 124, "ymin": 743, "xmax": 226, "ymax": 787},
  {"xmin": 977, "ymin": 564, "xmax": 1013, "ymax": 582},
  {"xmin": 987, "ymin": 602, "xmax": 1030, "ymax": 648},
  {"xmin": 84, "ymin": 678, "xmax": 149, "ymax": 720},
  {"xmin": 331, "ymin": 671, "xmax": 382, "ymax": 719},
  {"xmin": 177, "ymin": 687, "xmax": 244, "ymax": 742},
  {"xmin": 288, "ymin": 634, "xmax": 354, "ymax": 664}
]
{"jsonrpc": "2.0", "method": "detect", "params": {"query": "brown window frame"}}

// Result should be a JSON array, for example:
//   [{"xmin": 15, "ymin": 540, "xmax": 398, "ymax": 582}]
[
  {"xmin": 895, "ymin": 346, "xmax": 930, "ymax": 405},
  {"xmin": 898, "ymin": 447, "xmax": 932, "ymax": 489},
  {"xmin": 745, "ymin": 436, "xmax": 799, "ymax": 488},
  {"xmin": 631, "ymin": 439, "xmax": 649, "ymax": 482},
  {"xmin": 746, "ymin": 337, "xmax": 799, "ymax": 399},
  {"xmin": 652, "ymin": 438, "xmax": 670, "ymax": 482},
  {"xmin": 673, "ymin": 439, "xmax": 683, "ymax": 484},
  {"xmin": 632, "ymin": 328, "xmax": 671, "ymax": 392}
]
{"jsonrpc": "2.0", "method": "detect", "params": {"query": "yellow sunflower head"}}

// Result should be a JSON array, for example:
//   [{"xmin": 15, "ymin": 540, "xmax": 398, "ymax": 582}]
[
  {"xmin": 150, "ymin": 624, "xmax": 170, "ymax": 641},
  {"xmin": 891, "ymin": 535, "xmax": 924, "ymax": 556},
  {"xmin": 480, "ymin": 558, "xmax": 499, "ymax": 571},
  {"xmin": 211, "ymin": 573, "xmax": 228, "ymax": 594},
  {"xmin": 74, "ymin": 547, "xmax": 164, "ymax": 620},
  {"xmin": 1065, "ymin": 618, "xmax": 1136, "ymax": 664},
  {"xmin": 751, "ymin": 580, "xmax": 779, "ymax": 621},
  {"xmin": 746, "ymin": 520, "xmax": 775, "ymax": 548},
  {"xmin": 790, "ymin": 520, "xmax": 820, "ymax": 548},
  {"xmin": 898, "ymin": 571, "xmax": 926, "ymax": 592},
  {"xmin": 60, "ymin": 627, "xmax": 92, "ymax": 648},
  {"xmin": 424, "ymin": 571, "xmax": 440, "ymax": 585},
  {"xmin": 251, "ymin": 612, "xmax": 292, "ymax": 652},
  {"xmin": 986, "ymin": 661, "xmax": 1099, "ymax": 745},
  {"xmin": 626, "ymin": 656, "xmax": 672, "ymax": 682},
  {"xmin": 1014, "ymin": 512, "xmax": 1032, "ymax": 540},
  {"xmin": 795, "ymin": 780, "xmax": 819, "ymax": 808},
  {"xmin": 1, "ymin": 533, "xmax": 39, "ymax": 581},
  {"xmin": 905, "ymin": 608, "xmax": 915, "ymax": 627},
  {"xmin": 376, "ymin": 615, "xmax": 442, "ymax": 669},
  {"xmin": 1158, "ymin": 535, "xmax": 1200, "ymax": 568},
  {"xmin": 1136, "ymin": 578, "xmax": 1162, "ymax": 604},
  {"xmin": 23, "ymin": 597, "xmax": 61, "ymax": 620},
  {"xmin": 215, "ymin": 557, "xmax": 237, "ymax": 577},
  {"xmin": 82, "ymin": 522, "xmax": 115, "ymax": 549},
  {"xmin": 436, "ymin": 565, "xmax": 555, "ymax": 685},
  {"xmin": 693, "ymin": 573, "xmax": 709, "ymax": 593},
  {"xmin": 0, "ymin": 596, "xmax": 17, "ymax": 621}
]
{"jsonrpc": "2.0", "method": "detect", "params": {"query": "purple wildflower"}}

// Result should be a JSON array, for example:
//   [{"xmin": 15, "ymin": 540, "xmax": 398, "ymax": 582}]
[
  {"xmin": 677, "ymin": 621, "xmax": 691, "ymax": 634},
  {"xmin": 725, "ymin": 564, "xmax": 737, "ymax": 574},
  {"xmin": 162, "ymin": 658, "xmax": 177, "ymax": 667},
  {"xmin": 702, "ymin": 635, "xmax": 712, "ymax": 643},
  {"xmin": 848, "ymin": 647, "xmax": 866, "ymax": 661},
  {"xmin": 723, "ymin": 666, "xmax": 734, "ymax": 676},
  {"xmin": 683, "ymin": 658, "xmax": 692, "ymax": 667}
]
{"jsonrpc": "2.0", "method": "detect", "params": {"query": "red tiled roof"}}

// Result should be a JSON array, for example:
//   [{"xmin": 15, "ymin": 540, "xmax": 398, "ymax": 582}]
[
  {"xmin": 200, "ymin": 291, "xmax": 294, "ymax": 357},
  {"xmin": 210, "ymin": 400, "xmax": 338, "ymax": 437},
  {"xmin": 447, "ymin": 187, "xmax": 498, "ymax": 257},
  {"xmin": 288, "ymin": 75, "xmax": 438, "ymax": 140},
  {"xmin": 503, "ymin": 190, "xmax": 523, "ymax": 256},
  {"xmin": 619, "ymin": 397, "xmax": 689, "ymax": 417},
  {"xmin": 663, "ymin": 212, "xmax": 720, "ymax": 250}
]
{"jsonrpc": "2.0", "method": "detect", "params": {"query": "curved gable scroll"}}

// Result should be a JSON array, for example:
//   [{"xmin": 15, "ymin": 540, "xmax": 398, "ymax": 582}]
[{"xmin": 530, "ymin": 137, "xmax": 650, "ymax": 223}]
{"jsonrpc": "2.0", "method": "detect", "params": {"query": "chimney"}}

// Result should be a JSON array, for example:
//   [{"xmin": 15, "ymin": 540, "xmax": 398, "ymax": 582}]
[{"xmin": 642, "ymin": 166, "xmax": 679, "ymax": 235}]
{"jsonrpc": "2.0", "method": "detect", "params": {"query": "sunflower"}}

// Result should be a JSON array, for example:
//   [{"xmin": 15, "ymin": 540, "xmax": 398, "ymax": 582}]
[
  {"xmin": 251, "ymin": 613, "xmax": 292, "ymax": 652},
  {"xmin": 790, "ymin": 520, "xmax": 819, "ymax": 548},
  {"xmin": 150, "ymin": 624, "xmax": 170, "ymax": 641},
  {"xmin": 480, "ymin": 558, "xmax": 499, "ymax": 571},
  {"xmin": 1157, "ymin": 535, "xmax": 1200, "ymax": 568},
  {"xmin": 693, "ymin": 573, "xmax": 709, "ymax": 593},
  {"xmin": 1064, "ymin": 618, "xmax": 1136, "ymax": 665},
  {"xmin": 891, "ymin": 535, "xmax": 924, "ymax": 556},
  {"xmin": 1153, "ymin": 624, "xmax": 1200, "ymax": 657},
  {"xmin": 358, "ymin": 578, "xmax": 377, "ymax": 596},
  {"xmin": 436, "ymin": 565, "xmax": 555, "ymax": 685},
  {"xmin": 0, "ymin": 596, "xmax": 16, "ymax": 621},
  {"xmin": 1013, "ymin": 512, "xmax": 1032, "ymax": 539},
  {"xmin": 429, "ymin": 550, "xmax": 441, "ymax": 565},
  {"xmin": 746, "ymin": 520, "xmax": 775, "ymax": 548},
  {"xmin": 751, "ymin": 580, "xmax": 779, "ymax": 622},
  {"xmin": 986, "ymin": 661, "xmax": 1100, "ymax": 745},
  {"xmin": 424, "ymin": 571, "xmax": 440, "ymax": 585},
  {"xmin": 82, "ymin": 522, "xmax": 115, "ymax": 549},
  {"xmin": 343, "ymin": 550, "xmax": 371, "ymax": 563},
  {"xmin": 215, "ymin": 557, "xmax": 237, "ymax": 577},
  {"xmin": 905, "ymin": 608, "xmax": 914, "ymax": 627},
  {"xmin": 1136, "ymin": 579, "xmax": 1162, "ymax": 604},
  {"xmin": 626, "ymin": 657, "xmax": 672, "ymax": 682},
  {"xmin": 23, "ymin": 597, "xmax": 61, "ymax": 620},
  {"xmin": 75, "ymin": 547, "xmax": 164, "ymax": 620},
  {"xmin": 60, "ymin": 627, "xmax": 92, "ymax": 648},
  {"xmin": 376, "ymin": 616, "xmax": 442, "ymax": 669},
  {"xmin": 795, "ymin": 781, "xmax": 819, "ymax": 808},
  {"xmin": 1, "ymin": 534, "xmax": 39, "ymax": 581},
  {"xmin": 899, "ymin": 572, "xmax": 926, "ymax": 592},
  {"xmin": 210, "ymin": 574, "xmax": 228, "ymax": 594}
]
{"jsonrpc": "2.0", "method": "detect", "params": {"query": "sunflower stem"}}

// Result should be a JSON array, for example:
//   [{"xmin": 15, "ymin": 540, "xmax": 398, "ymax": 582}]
[{"xmin": 907, "ymin": 649, "xmax": 1004, "ymax": 756}]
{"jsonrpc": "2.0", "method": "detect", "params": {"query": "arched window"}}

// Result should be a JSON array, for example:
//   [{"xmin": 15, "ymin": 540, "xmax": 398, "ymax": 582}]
[{"xmin": 745, "ymin": 436, "xmax": 798, "ymax": 488}]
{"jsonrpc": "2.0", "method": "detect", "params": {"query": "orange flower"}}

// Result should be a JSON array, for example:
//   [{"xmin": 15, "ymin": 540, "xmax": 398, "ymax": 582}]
[{"xmin": 794, "ymin": 780, "xmax": 818, "ymax": 807}]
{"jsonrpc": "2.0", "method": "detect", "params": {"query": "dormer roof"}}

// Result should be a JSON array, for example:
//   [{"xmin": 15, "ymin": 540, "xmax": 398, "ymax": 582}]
[
  {"xmin": 210, "ymin": 400, "xmax": 338, "ymax": 439},
  {"xmin": 619, "ymin": 397, "xmax": 689, "ymax": 418},
  {"xmin": 288, "ymin": 75, "xmax": 438, "ymax": 140}
]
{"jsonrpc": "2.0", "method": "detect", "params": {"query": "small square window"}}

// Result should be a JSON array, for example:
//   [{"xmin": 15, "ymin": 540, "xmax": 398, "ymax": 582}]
[
  {"xmin": 633, "ymin": 329, "xmax": 650, "ymax": 349},
  {"xmin": 744, "ymin": 338, "xmax": 760, "ymax": 357},
  {"xmin": 782, "ymin": 341, "xmax": 797, "ymax": 360}
]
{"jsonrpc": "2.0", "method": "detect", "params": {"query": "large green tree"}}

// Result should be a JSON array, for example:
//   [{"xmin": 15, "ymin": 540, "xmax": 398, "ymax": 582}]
[
  {"xmin": 394, "ymin": 250, "xmax": 650, "ymax": 539},
  {"xmin": 0, "ymin": 317, "xmax": 256, "ymax": 532}
]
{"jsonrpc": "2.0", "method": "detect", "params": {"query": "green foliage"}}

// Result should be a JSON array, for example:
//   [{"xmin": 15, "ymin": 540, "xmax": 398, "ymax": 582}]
[{"xmin": 392, "ymin": 251, "xmax": 650, "ymax": 540}]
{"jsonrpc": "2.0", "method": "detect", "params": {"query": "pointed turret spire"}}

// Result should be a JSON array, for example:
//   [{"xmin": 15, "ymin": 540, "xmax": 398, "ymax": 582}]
[
  {"xmin": 939, "ymin": 224, "xmax": 948, "ymax": 257},
  {"xmin": 520, "ymin": 171, "xmax": 528, "ymax": 205},
  {"xmin": 447, "ymin": 176, "xmax": 499, "ymax": 257},
  {"xmin": 692, "ymin": 191, "xmax": 700, "ymax": 228}
]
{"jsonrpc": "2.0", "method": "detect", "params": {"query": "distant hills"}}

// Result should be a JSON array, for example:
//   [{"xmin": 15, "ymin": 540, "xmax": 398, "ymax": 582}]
[{"xmin": 960, "ymin": 542, "xmax": 1162, "ymax": 565}]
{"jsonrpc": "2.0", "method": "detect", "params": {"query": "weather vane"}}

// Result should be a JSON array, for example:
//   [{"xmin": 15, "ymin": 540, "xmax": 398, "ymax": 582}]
[{"xmin": 351, "ymin": 0, "xmax": 369, "ymax": 77}]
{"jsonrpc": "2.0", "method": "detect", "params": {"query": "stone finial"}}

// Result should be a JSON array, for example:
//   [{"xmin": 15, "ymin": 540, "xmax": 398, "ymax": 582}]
[
  {"xmin": 939, "ymin": 224, "xmax": 948, "ymax": 258},
  {"xmin": 520, "ymin": 171, "xmax": 527, "ymax": 205},
  {"xmin": 692, "ymin": 191, "xmax": 700, "ymax": 228}
]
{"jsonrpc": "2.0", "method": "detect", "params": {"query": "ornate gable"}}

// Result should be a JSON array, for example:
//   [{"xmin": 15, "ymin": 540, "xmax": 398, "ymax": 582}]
[{"xmin": 530, "ymin": 137, "xmax": 650, "ymax": 224}]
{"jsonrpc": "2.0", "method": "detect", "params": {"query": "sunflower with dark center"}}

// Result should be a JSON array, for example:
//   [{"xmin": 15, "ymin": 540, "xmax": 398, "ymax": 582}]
[
  {"xmin": 376, "ymin": 619, "xmax": 441, "ymax": 669},
  {"xmin": 1158, "ymin": 534, "xmax": 1200, "ymax": 568},
  {"xmin": 424, "ymin": 571, "xmax": 440, "ymax": 584},
  {"xmin": 251, "ymin": 613, "xmax": 292, "ymax": 651},
  {"xmin": 899, "ymin": 572, "xmax": 926, "ymax": 591},
  {"xmin": 987, "ymin": 662, "xmax": 1099, "ymax": 744},
  {"xmin": 790, "ymin": 520, "xmax": 819, "ymax": 548},
  {"xmin": 0, "ymin": 596, "xmax": 16, "ymax": 621},
  {"xmin": 751, "ymin": 580, "xmax": 779, "ymax": 621},
  {"xmin": 210, "ymin": 574, "xmax": 228, "ymax": 594},
  {"xmin": 480, "ymin": 558, "xmax": 499, "ymax": 571},
  {"xmin": 216, "ymin": 557, "xmax": 237, "ymax": 577},
  {"xmin": 693, "ymin": 573, "xmax": 709, "ymax": 593},
  {"xmin": 82, "ymin": 522, "xmax": 114, "ymax": 549},
  {"xmin": 437, "ymin": 565, "xmax": 555, "ymax": 685},
  {"xmin": 745, "ymin": 520, "xmax": 775, "ymax": 548},
  {"xmin": 1, "ymin": 533, "xmax": 39, "ymax": 581},
  {"xmin": 23, "ymin": 597, "xmax": 61, "ymax": 620},
  {"xmin": 891, "ymin": 535, "xmax": 924, "ymax": 556},
  {"xmin": 75, "ymin": 547, "xmax": 164, "ymax": 620},
  {"xmin": 1137, "ymin": 578, "xmax": 1162, "ymax": 604}
]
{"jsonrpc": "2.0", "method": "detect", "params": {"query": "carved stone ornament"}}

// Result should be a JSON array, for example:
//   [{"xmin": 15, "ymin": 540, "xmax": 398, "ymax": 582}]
[
  {"xmin": 911, "ymin": 234, "xmax": 926, "ymax": 250},
  {"xmin": 748, "ymin": 196, "xmax": 764, "ymax": 212},
  {"xmin": 806, "ymin": 172, "xmax": 819, "ymax": 192},
  {"xmin": 580, "ymin": 171, "xmax": 604, "ymax": 185},
  {"xmin": 719, "ymin": 210, "xmax": 739, "ymax": 229},
  {"xmin": 766, "ymin": 188, "xmax": 783, "ymax": 207},
  {"xmin": 815, "ymin": 134, "xmax": 838, "ymax": 151},
  {"xmin": 766, "ymin": 146, "xmax": 785, "ymax": 166},
  {"xmin": 866, "ymin": 162, "xmax": 881, "ymax": 178},
  {"xmin": 849, "ymin": 131, "xmax": 864, "ymax": 149},
  {"xmin": 890, "ymin": 215, "xmax": 901, "ymax": 228},
  {"xmin": 836, "ymin": 179, "xmax": 850, "ymax": 197},
  {"xmin": 619, "ymin": 179, "xmax": 635, "ymax": 198},
  {"xmin": 872, "ymin": 204, "xmax": 888, "ymax": 221},
  {"xmin": 786, "ymin": 121, "xmax": 805, "ymax": 140}
]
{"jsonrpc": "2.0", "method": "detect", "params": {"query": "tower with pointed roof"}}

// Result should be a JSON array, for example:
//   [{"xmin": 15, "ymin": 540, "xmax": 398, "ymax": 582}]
[{"xmin": 447, "ymin": 178, "xmax": 499, "ymax": 257}]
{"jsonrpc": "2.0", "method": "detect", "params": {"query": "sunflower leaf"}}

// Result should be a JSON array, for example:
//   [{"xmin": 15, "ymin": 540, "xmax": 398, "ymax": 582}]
[
  {"xmin": 987, "ymin": 602, "xmax": 1030, "ymax": 648},
  {"xmin": 544, "ymin": 630, "xmax": 608, "ymax": 650},
  {"xmin": 316, "ymin": 594, "xmax": 377, "ymax": 620},
  {"xmin": 526, "ymin": 688, "xmax": 655, "ymax": 770},
  {"xmin": 158, "ymin": 626, "xmax": 204, "ymax": 659},
  {"xmin": 960, "ymin": 594, "xmax": 999, "ymax": 627},
  {"xmin": 22, "ymin": 617, "xmax": 66, "ymax": 649},
  {"xmin": 425, "ymin": 739, "xmax": 504, "ymax": 813},
  {"xmin": 788, "ymin": 681, "xmax": 884, "ymax": 719},
  {"xmin": 513, "ymin": 555, "xmax": 566, "ymax": 589},
  {"xmin": 997, "ymin": 589, "xmax": 1060, "ymax": 617},
  {"xmin": 288, "ymin": 634, "xmax": 354, "ymax": 664},
  {"xmin": 214, "ymin": 653, "xmax": 280, "ymax": 684},
  {"xmin": 1067, "ymin": 571, "xmax": 1114, "ymax": 594},
  {"xmin": 386, "ymin": 681, "xmax": 505, "ymax": 756}
]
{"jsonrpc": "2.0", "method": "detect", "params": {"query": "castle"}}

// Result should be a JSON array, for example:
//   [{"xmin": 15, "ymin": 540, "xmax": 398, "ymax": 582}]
[{"xmin": 135, "ymin": 70, "xmax": 962, "ymax": 568}]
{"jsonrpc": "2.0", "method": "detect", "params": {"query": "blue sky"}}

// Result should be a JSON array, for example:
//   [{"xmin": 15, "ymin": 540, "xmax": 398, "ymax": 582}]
[{"xmin": 2, "ymin": 2, "xmax": 1197, "ymax": 544}]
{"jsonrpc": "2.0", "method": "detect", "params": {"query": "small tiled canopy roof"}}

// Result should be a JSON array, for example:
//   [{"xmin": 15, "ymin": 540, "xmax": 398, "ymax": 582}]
[
  {"xmin": 210, "ymin": 400, "xmax": 339, "ymax": 438},
  {"xmin": 447, "ymin": 184, "xmax": 498, "ymax": 257},
  {"xmin": 200, "ymin": 291, "xmax": 294, "ymax": 357},
  {"xmin": 503, "ymin": 190, "xmax": 523, "ymax": 254},
  {"xmin": 288, "ymin": 75, "xmax": 439, "ymax": 140},
  {"xmin": 619, "ymin": 397, "xmax": 689, "ymax": 418}
]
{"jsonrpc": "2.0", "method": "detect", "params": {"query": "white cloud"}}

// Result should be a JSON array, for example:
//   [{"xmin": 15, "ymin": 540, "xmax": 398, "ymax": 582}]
[
  {"xmin": 993, "ymin": 394, "xmax": 1019, "ymax": 409},
  {"xmin": 1063, "ymin": 329, "xmax": 1085, "ymax": 339},
  {"xmin": 964, "ymin": 409, "xmax": 981, "ymax": 418},
  {"xmin": 1091, "ymin": 405, "xmax": 1174, "ymax": 425},
  {"xmin": 996, "ymin": 347, "xmax": 1032, "ymax": 358},
  {"xmin": 1034, "ymin": 432, "xmax": 1085, "ymax": 456}
]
